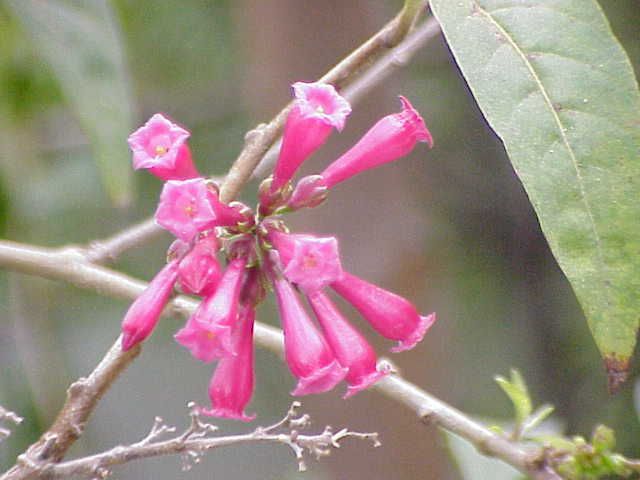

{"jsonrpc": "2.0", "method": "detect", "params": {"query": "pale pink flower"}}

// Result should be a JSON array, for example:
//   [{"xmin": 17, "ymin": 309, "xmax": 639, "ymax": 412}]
[
  {"xmin": 155, "ymin": 178, "xmax": 242, "ymax": 242},
  {"xmin": 128, "ymin": 113, "xmax": 200, "ymax": 180},
  {"xmin": 174, "ymin": 257, "xmax": 247, "ymax": 361},
  {"xmin": 200, "ymin": 305, "xmax": 256, "ymax": 422},
  {"xmin": 177, "ymin": 234, "xmax": 222, "ymax": 296},
  {"xmin": 307, "ymin": 290, "xmax": 389, "ymax": 398},
  {"xmin": 270, "ymin": 82, "xmax": 351, "ymax": 192},
  {"xmin": 272, "ymin": 274, "xmax": 346, "ymax": 395},
  {"xmin": 121, "ymin": 260, "xmax": 179, "ymax": 351},
  {"xmin": 320, "ymin": 96, "xmax": 433, "ymax": 188},
  {"xmin": 331, "ymin": 271, "xmax": 436, "ymax": 352},
  {"xmin": 269, "ymin": 230, "xmax": 343, "ymax": 293}
]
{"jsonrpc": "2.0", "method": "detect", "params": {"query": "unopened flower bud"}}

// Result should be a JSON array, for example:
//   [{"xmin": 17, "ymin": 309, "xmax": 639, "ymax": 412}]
[
  {"xmin": 121, "ymin": 261, "xmax": 179, "ymax": 351},
  {"xmin": 287, "ymin": 175, "xmax": 328, "ymax": 211}
]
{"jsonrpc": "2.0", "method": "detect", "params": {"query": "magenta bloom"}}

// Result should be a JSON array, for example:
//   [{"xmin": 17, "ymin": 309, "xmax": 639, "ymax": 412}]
[
  {"xmin": 307, "ymin": 291, "xmax": 389, "ymax": 398},
  {"xmin": 269, "ymin": 230, "xmax": 343, "ymax": 293},
  {"xmin": 270, "ymin": 82, "xmax": 351, "ymax": 192},
  {"xmin": 201, "ymin": 305, "xmax": 256, "ymax": 422},
  {"xmin": 272, "ymin": 275, "xmax": 346, "ymax": 395},
  {"xmin": 155, "ymin": 179, "xmax": 218, "ymax": 241},
  {"xmin": 177, "ymin": 234, "xmax": 222, "ymax": 296},
  {"xmin": 121, "ymin": 261, "xmax": 179, "ymax": 351},
  {"xmin": 174, "ymin": 257, "xmax": 247, "ymax": 361},
  {"xmin": 155, "ymin": 178, "xmax": 243, "ymax": 242},
  {"xmin": 128, "ymin": 113, "xmax": 200, "ymax": 180},
  {"xmin": 331, "ymin": 271, "xmax": 436, "ymax": 352},
  {"xmin": 320, "ymin": 96, "xmax": 433, "ymax": 188}
]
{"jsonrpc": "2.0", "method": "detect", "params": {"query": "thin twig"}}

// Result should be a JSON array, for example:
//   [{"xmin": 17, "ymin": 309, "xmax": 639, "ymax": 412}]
[
  {"xmin": 0, "ymin": 239, "xmax": 558, "ymax": 479},
  {"xmin": 84, "ymin": 218, "xmax": 164, "ymax": 264},
  {"xmin": 0, "ymin": 406, "xmax": 23, "ymax": 443},
  {"xmin": 17, "ymin": 403, "xmax": 377, "ymax": 479}
]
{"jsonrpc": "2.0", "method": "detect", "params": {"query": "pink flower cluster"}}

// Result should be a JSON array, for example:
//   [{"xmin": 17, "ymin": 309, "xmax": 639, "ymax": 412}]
[{"xmin": 120, "ymin": 83, "xmax": 435, "ymax": 421}]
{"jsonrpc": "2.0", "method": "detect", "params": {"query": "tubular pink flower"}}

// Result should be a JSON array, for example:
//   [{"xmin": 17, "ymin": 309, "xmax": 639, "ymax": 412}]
[
  {"xmin": 272, "ymin": 274, "xmax": 346, "ymax": 395},
  {"xmin": 269, "ymin": 230, "xmax": 343, "ymax": 293},
  {"xmin": 155, "ymin": 178, "xmax": 242, "ymax": 242},
  {"xmin": 270, "ymin": 82, "xmax": 351, "ymax": 192},
  {"xmin": 331, "ymin": 271, "xmax": 436, "ymax": 352},
  {"xmin": 128, "ymin": 113, "xmax": 200, "ymax": 180},
  {"xmin": 121, "ymin": 260, "xmax": 179, "ymax": 351},
  {"xmin": 307, "ymin": 291, "xmax": 389, "ymax": 398},
  {"xmin": 320, "ymin": 96, "xmax": 433, "ymax": 188},
  {"xmin": 200, "ymin": 304, "xmax": 256, "ymax": 422},
  {"xmin": 177, "ymin": 234, "xmax": 222, "ymax": 296},
  {"xmin": 174, "ymin": 257, "xmax": 247, "ymax": 361}
]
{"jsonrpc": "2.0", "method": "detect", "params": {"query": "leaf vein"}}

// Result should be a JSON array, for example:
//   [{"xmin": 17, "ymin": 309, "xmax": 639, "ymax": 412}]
[{"xmin": 473, "ymin": 1, "xmax": 608, "ymax": 291}]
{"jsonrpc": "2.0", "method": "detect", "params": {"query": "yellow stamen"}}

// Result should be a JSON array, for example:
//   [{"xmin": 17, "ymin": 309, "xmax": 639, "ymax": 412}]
[
  {"xmin": 303, "ymin": 255, "xmax": 318, "ymax": 269},
  {"xmin": 184, "ymin": 204, "xmax": 197, "ymax": 218},
  {"xmin": 155, "ymin": 145, "xmax": 168, "ymax": 155}
]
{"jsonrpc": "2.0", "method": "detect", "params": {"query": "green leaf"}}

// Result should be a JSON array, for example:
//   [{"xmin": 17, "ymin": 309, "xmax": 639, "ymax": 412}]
[
  {"xmin": 430, "ymin": 0, "xmax": 640, "ymax": 388},
  {"xmin": 522, "ymin": 404, "xmax": 554, "ymax": 435},
  {"xmin": 494, "ymin": 369, "xmax": 532, "ymax": 425},
  {"xmin": 7, "ymin": 0, "xmax": 134, "ymax": 206},
  {"xmin": 591, "ymin": 424, "xmax": 615, "ymax": 453}
]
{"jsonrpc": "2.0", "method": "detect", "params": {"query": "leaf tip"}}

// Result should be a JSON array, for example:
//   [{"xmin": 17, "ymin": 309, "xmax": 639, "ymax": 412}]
[{"xmin": 604, "ymin": 355, "xmax": 630, "ymax": 395}]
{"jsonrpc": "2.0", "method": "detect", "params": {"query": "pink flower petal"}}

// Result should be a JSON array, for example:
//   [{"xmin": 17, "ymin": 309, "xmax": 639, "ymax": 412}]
[{"xmin": 320, "ymin": 96, "xmax": 432, "ymax": 188}]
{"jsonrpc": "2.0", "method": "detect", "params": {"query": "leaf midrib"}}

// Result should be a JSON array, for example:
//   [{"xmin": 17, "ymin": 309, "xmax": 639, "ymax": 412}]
[{"xmin": 474, "ymin": 1, "xmax": 608, "ymax": 305}]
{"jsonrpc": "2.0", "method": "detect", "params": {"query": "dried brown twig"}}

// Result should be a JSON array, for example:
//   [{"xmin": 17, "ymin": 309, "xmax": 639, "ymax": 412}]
[{"xmin": 0, "ymin": 407, "xmax": 23, "ymax": 443}]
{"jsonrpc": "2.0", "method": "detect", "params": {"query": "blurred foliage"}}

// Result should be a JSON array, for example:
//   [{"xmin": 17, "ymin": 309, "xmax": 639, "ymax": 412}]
[
  {"xmin": 6, "ymin": 0, "xmax": 136, "ymax": 205},
  {"xmin": 0, "ymin": 1, "xmax": 639, "ymax": 480}
]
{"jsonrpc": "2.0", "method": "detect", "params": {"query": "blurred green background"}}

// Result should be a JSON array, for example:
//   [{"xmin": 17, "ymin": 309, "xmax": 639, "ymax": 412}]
[{"xmin": 0, "ymin": 1, "xmax": 638, "ymax": 479}]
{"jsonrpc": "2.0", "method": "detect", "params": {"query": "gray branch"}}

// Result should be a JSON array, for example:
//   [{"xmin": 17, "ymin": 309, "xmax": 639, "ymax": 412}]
[
  {"xmin": 0, "ymin": 406, "xmax": 23, "ymax": 443},
  {"xmin": 18, "ymin": 402, "xmax": 377, "ymax": 479}
]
